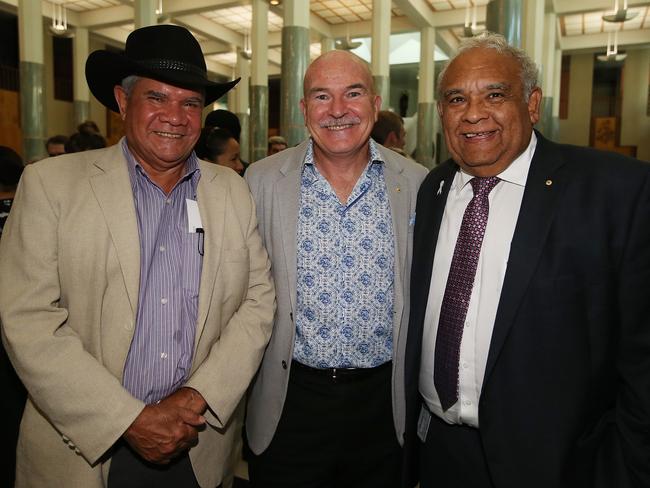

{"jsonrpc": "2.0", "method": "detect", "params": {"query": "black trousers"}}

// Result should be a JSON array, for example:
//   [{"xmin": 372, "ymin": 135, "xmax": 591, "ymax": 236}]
[
  {"xmin": 248, "ymin": 361, "xmax": 402, "ymax": 488},
  {"xmin": 107, "ymin": 441, "xmax": 201, "ymax": 488},
  {"xmin": 419, "ymin": 409, "xmax": 495, "ymax": 488}
]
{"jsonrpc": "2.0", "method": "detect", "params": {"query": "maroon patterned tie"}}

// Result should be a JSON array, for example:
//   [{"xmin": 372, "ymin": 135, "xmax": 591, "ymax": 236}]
[{"xmin": 434, "ymin": 176, "xmax": 500, "ymax": 411}]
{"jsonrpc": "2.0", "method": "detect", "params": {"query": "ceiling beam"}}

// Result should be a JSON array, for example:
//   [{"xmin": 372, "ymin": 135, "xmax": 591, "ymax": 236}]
[
  {"xmin": 392, "ymin": 0, "xmax": 435, "ymax": 28},
  {"xmin": 559, "ymin": 28, "xmax": 650, "ymax": 51},
  {"xmin": 553, "ymin": 0, "xmax": 649, "ymax": 15},
  {"xmin": 174, "ymin": 14, "xmax": 244, "ymax": 47},
  {"xmin": 161, "ymin": 0, "xmax": 245, "ymax": 18},
  {"xmin": 78, "ymin": 5, "xmax": 133, "ymax": 28}
]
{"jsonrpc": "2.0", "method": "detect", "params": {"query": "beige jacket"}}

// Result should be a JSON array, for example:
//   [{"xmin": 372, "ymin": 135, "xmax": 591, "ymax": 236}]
[{"xmin": 0, "ymin": 143, "xmax": 275, "ymax": 487}]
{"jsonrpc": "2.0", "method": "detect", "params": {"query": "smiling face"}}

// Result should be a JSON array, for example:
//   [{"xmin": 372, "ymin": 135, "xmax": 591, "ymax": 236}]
[
  {"xmin": 114, "ymin": 77, "xmax": 204, "ymax": 177},
  {"xmin": 437, "ymin": 47, "xmax": 541, "ymax": 177},
  {"xmin": 300, "ymin": 51, "xmax": 381, "ymax": 165}
]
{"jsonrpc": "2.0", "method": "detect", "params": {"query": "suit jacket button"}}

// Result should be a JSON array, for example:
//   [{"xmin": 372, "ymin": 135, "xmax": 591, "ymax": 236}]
[{"xmin": 282, "ymin": 360, "xmax": 287, "ymax": 369}]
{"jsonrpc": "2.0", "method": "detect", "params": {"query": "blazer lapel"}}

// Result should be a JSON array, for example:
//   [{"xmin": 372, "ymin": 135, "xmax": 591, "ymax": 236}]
[
  {"xmin": 483, "ymin": 134, "xmax": 568, "ymax": 384},
  {"xmin": 195, "ymin": 163, "xmax": 226, "ymax": 345},
  {"xmin": 411, "ymin": 161, "xmax": 456, "ymax": 328},
  {"xmin": 276, "ymin": 143, "xmax": 307, "ymax": 313},
  {"xmin": 88, "ymin": 144, "xmax": 140, "ymax": 316},
  {"xmin": 384, "ymin": 158, "xmax": 409, "ymax": 321}
]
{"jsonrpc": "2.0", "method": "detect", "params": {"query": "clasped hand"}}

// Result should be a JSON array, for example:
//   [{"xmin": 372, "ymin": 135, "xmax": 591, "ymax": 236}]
[{"xmin": 123, "ymin": 387, "xmax": 208, "ymax": 464}]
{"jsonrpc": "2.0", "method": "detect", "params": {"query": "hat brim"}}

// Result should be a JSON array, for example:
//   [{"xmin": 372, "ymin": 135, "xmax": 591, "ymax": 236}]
[{"xmin": 86, "ymin": 50, "xmax": 240, "ymax": 113}]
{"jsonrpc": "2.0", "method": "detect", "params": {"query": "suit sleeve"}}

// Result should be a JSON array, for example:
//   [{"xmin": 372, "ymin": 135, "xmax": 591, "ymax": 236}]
[
  {"xmin": 0, "ymin": 165, "xmax": 144, "ymax": 465},
  {"xmin": 614, "ymin": 167, "xmax": 650, "ymax": 486},
  {"xmin": 185, "ymin": 186, "xmax": 275, "ymax": 428}
]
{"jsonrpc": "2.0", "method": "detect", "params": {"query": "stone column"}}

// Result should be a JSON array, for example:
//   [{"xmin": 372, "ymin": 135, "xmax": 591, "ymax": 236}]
[
  {"xmin": 372, "ymin": 0, "xmax": 391, "ymax": 108},
  {"xmin": 73, "ymin": 27, "xmax": 90, "ymax": 126},
  {"xmin": 281, "ymin": 0, "xmax": 309, "ymax": 146},
  {"xmin": 538, "ymin": 12, "xmax": 557, "ymax": 138},
  {"xmin": 235, "ymin": 49, "xmax": 251, "ymax": 163},
  {"xmin": 250, "ymin": 0, "xmax": 268, "ymax": 163},
  {"xmin": 134, "ymin": 0, "xmax": 158, "ymax": 28},
  {"xmin": 18, "ymin": 0, "xmax": 46, "ymax": 161},
  {"xmin": 321, "ymin": 37, "xmax": 335, "ymax": 54},
  {"xmin": 415, "ymin": 26, "xmax": 435, "ymax": 169},
  {"xmin": 486, "ymin": 0, "xmax": 523, "ymax": 48}
]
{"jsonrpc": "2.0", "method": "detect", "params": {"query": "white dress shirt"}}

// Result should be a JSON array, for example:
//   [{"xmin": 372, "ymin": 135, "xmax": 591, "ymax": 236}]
[{"xmin": 419, "ymin": 132, "xmax": 537, "ymax": 427}]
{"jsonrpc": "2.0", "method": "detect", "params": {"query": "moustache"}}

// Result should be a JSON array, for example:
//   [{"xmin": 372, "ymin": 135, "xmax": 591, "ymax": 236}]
[{"xmin": 319, "ymin": 116, "xmax": 361, "ymax": 128}]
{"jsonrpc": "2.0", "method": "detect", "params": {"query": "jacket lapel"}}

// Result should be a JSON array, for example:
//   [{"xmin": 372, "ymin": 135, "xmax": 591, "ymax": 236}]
[
  {"xmin": 411, "ymin": 161, "xmax": 456, "ymax": 330},
  {"xmin": 88, "ymin": 144, "xmax": 140, "ymax": 316},
  {"xmin": 483, "ymin": 134, "xmax": 568, "ymax": 384},
  {"xmin": 195, "ymin": 162, "xmax": 226, "ymax": 346},
  {"xmin": 276, "ymin": 142, "xmax": 308, "ymax": 313},
  {"xmin": 383, "ymin": 157, "xmax": 409, "ymax": 322}
]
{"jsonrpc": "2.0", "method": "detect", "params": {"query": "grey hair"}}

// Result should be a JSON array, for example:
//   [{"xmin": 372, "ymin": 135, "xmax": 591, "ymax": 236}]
[
  {"xmin": 120, "ymin": 75, "xmax": 141, "ymax": 98},
  {"xmin": 437, "ymin": 32, "xmax": 539, "ymax": 101}
]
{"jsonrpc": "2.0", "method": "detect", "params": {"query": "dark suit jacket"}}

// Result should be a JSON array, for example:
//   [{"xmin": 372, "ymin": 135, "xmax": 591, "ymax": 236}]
[{"xmin": 404, "ymin": 133, "xmax": 650, "ymax": 488}]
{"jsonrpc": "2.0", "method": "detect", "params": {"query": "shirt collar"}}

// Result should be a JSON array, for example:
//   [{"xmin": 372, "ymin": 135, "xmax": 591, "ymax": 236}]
[
  {"xmin": 302, "ymin": 137, "xmax": 385, "ymax": 173},
  {"xmin": 122, "ymin": 137, "xmax": 201, "ymax": 192},
  {"xmin": 453, "ymin": 131, "xmax": 537, "ymax": 192}
]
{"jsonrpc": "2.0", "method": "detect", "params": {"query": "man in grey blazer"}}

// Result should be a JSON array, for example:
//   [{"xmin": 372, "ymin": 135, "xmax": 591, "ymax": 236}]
[
  {"xmin": 0, "ymin": 25, "xmax": 275, "ymax": 488},
  {"xmin": 245, "ymin": 50, "xmax": 427, "ymax": 488}
]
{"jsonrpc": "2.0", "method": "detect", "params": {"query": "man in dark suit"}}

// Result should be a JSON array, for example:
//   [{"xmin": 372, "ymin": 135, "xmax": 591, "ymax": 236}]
[{"xmin": 404, "ymin": 32, "xmax": 650, "ymax": 488}]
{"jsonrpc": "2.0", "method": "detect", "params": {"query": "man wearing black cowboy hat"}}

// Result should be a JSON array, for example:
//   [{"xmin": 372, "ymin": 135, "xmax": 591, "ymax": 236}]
[{"xmin": 0, "ymin": 24, "xmax": 275, "ymax": 488}]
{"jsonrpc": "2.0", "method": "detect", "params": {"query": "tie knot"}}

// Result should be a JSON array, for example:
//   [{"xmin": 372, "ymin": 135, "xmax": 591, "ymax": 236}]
[{"xmin": 470, "ymin": 176, "xmax": 500, "ymax": 197}]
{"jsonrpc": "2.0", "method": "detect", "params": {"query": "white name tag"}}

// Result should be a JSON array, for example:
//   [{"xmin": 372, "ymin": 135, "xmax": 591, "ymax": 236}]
[{"xmin": 186, "ymin": 199, "xmax": 203, "ymax": 233}]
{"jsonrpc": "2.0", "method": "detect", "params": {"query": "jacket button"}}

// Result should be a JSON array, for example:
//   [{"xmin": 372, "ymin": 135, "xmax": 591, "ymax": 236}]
[{"xmin": 282, "ymin": 360, "xmax": 287, "ymax": 369}]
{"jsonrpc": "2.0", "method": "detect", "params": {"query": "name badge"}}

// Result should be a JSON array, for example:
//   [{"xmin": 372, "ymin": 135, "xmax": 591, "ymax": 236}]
[
  {"xmin": 417, "ymin": 404, "xmax": 431, "ymax": 443},
  {"xmin": 186, "ymin": 199, "xmax": 203, "ymax": 233}
]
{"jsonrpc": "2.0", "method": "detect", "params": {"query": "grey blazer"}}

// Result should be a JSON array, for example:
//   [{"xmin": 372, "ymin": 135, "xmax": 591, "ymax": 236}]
[{"xmin": 245, "ymin": 139, "xmax": 428, "ymax": 454}]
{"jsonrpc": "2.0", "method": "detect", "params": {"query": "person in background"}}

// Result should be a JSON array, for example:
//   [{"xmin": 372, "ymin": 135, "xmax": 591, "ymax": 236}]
[
  {"xmin": 267, "ymin": 136, "xmax": 287, "ymax": 156},
  {"xmin": 0, "ymin": 145, "xmax": 23, "ymax": 235},
  {"xmin": 45, "ymin": 135, "xmax": 68, "ymax": 157},
  {"xmin": 245, "ymin": 49, "xmax": 427, "ymax": 488},
  {"xmin": 196, "ymin": 127, "xmax": 244, "ymax": 175},
  {"xmin": 77, "ymin": 120, "xmax": 101, "ymax": 135},
  {"xmin": 404, "ymin": 31, "xmax": 650, "ymax": 488},
  {"xmin": 0, "ymin": 145, "xmax": 25, "ymax": 488},
  {"xmin": 205, "ymin": 109, "xmax": 242, "ymax": 142},
  {"xmin": 0, "ymin": 24, "xmax": 274, "ymax": 488},
  {"xmin": 65, "ymin": 126, "xmax": 107, "ymax": 153},
  {"xmin": 371, "ymin": 110, "xmax": 406, "ymax": 152}
]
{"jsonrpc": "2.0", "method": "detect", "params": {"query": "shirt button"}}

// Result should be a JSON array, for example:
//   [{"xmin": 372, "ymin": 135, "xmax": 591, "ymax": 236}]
[
  {"xmin": 161, "ymin": 298, "xmax": 168, "ymax": 304},
  {"xmin": 160, "ymin": 352, "xmax": 168, "ymax": 359},
  {"xmin": 463, "ymin": 400, "xmax": 471, "ymax": 406},
  {"xmin": 282, "ymin": 360, "xmax": 287, "ymax": 369},
  {"xmin": 165, "ymin": 198, "xmax": 172, "ymax": 205},
  {"xmin": 159, "ymin": 245, "xmax": 166, "ymax": 252},
  {"xmin": 462, "ymin": 362, "xmax": 469, "ymax": 369},
  {"xmin": 465, "ymin": 322, "xmax": 470, "ymax": 328}
]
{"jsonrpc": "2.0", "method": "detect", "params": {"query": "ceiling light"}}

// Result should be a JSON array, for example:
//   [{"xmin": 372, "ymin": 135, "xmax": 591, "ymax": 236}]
[{"xmin": 602, "ymin": 0, "xmax": 638, "ymax": 22}]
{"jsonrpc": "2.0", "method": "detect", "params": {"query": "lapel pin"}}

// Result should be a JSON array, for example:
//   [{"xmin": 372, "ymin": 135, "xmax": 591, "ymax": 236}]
[
  {"xmin": 545, "ymin": 179, "xmax": 553, "ymax": 186},
  {"xmin": 437, "ymin": 181, "xmax": 444, "ymax": 195},
  {"xmin": 396, "ymin": 187, "xmax": 401, "ymax": 192}
]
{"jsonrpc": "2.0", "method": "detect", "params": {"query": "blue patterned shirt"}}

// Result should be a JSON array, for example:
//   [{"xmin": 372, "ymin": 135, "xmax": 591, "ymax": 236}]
[
  {"xmin": 294, "ymin": 139, "xmax": 395, "ymax": 369},
  {"xmin": 121, "ymin": 139, "xmax": 203, "ymax": 404}
]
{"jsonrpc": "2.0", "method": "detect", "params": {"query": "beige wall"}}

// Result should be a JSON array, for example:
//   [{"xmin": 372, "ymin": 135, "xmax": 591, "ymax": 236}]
[
  {"xmin": 620, "ymin": 48, "xmax": 650, "ymax": 162},
  {"xmin": 557, "ymin": 53, "xmax": 594, "ymax": 147}
]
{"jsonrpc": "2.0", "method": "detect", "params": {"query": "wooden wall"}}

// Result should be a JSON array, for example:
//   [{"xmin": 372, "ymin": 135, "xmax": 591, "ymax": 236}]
[{"xmin": 0, "ymin": 89, "xmax": 22, "ymax": 158}]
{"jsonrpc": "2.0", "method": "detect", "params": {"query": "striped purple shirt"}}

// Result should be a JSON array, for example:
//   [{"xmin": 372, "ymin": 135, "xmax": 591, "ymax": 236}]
[{"xmin": 121, "ymin": 139, "xmax": 203, "ymax": 404}]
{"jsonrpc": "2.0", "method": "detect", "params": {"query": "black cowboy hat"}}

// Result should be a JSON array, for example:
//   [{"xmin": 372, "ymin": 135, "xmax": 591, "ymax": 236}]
[{"xmin": 85, "ymin": 24, "xmax": 240, "ymax": 113}]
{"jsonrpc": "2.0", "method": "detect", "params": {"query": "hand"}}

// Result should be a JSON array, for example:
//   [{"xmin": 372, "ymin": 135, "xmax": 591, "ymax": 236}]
[
  {"xmin": 162, "ymin": 387, "xmax": 208, "ymax": 416},
  {"xmin": 123, "ymin": 389, "xmax": 207, "ymax": 464}
]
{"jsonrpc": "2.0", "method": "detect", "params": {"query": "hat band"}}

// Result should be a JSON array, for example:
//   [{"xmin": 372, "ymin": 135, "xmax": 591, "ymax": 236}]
[{"xmin": 138, "ymin": 58, "xmax": 207, "ymax": 79}]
